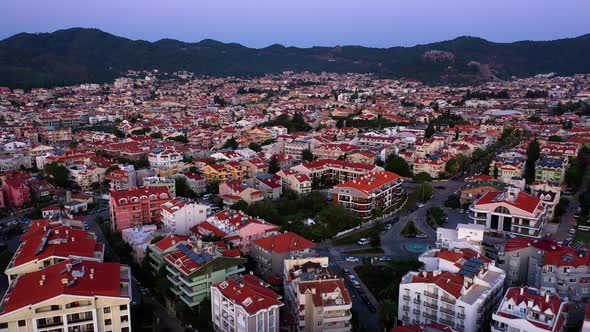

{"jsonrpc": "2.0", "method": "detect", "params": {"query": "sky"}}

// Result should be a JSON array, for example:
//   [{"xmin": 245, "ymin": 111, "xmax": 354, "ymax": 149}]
[{"xmin": 1, "ymin": 0, "xmax": 589, "ymax": 48}]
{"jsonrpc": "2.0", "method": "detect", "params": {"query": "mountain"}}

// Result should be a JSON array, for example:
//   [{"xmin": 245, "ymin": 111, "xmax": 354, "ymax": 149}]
[{"xmin": 1, "ymin": 28, "xmax": 590, "ymax": 88}]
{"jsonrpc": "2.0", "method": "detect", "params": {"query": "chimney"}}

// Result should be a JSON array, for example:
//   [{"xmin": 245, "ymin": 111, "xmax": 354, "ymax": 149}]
[
  {"xmin": 520, "ymin": 288, "xmax": 524, "ymax": 296},
  {"xmin": 66, "ymin": 190, "xmax": 72, "ymax": 202},
  {"xmin": 39, "ymin": 280, "xmax": 43, "ymax": 286},
  {"xmin": 197, "ymin": 239, "xmax": 203, "ymax": 250},
  {"xmin": 545, "ymin": 293, "xmax": 550, "ymax": 302}
]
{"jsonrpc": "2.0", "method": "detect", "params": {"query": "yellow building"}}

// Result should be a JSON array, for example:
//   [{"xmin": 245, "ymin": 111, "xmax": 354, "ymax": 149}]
[
  {"xmin": 201, "ymin": 162, "xmax": 246, "ymax": 183},
  {"xmin": 0, "ymin": 259, "xmax": 132, "ymax": 332}
]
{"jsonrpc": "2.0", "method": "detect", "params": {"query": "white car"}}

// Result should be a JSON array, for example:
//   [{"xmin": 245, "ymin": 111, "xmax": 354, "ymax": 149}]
[
  {"xmin": 416, "ymin": 234, "xmax": 428, "ymax": 238},
  {"xmin": 569, "ymin": 229, "xmax": 576, "ymax": 235},
  {"xmin": 346, "ymin": 256, "xmax": 360, "ymax": 263},
  {"xmin": 357, "ymin": 238, "xmax": 370, "ymax": 245},
  {"xmin": 417, "ymin": 203, "xmax": 425, "ymax": 208}
]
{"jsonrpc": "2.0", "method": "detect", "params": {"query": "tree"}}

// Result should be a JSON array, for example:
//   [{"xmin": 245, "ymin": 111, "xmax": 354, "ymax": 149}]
[
  {"xmin": 425, "ymin": 123, "xmax": 435, "ymax": 138},
  {"xmin": 493, "ymin": 165, "xmax": 499, "ymax": 179},
  {"xmin": 379, "ymin": 299, "xmax": 398, "ymax": 330},
  {"xmin": 368, "ymin": 222, "xmax": 384, "ymax": 247},
  {"xmin": 105, "ymin": 165, "xmax": 119, "ymax": 175},
  {"xmin": 413, "ymin": 172, "xmax": 433, "ymax": 183},
  {"xmin": 174, "ymin": 177, "xmax": 197, "ymax": 198},
  {"xmin": 525, "ymin": 140, "xmax": 541, "ymax": 183},
  {"xmin": 384, "ymin": 155, "xmax": 411, "ymax": 177},
  {"xmin": 230, "ymin": 200, "xmax": 249, "ymax": 212},
  {"xmin": 302, "ymin": 149, "xmax": 314, "ymax": 162},
  {"xmin": 268, "ymin": 157, "xmax": 280, "ymax": 174},
  {"xmin": 415, "ymin": 183, "xmax": 433, "ymax": 202},
  {"xmin": 223, "ymin": 137, "xmax": 239, "ymax": 150},
  {"xmin": 150, "ymin": 132, "xmax": 163, "ymax": 139},
  {"xmin": 548, "ymin": 135, "xmax": 563, "ymax": 142},
  {"xmin": 45, "ymin": 163, "xmax": 70, "ymax": 188},
  {"xmin": 248, "ymin": 142, "xmax": 261, "ymax": 152}
]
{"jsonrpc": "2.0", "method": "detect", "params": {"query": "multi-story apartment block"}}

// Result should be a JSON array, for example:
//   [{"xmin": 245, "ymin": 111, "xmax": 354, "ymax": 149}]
[
  {"xmin": 105, "ymin": 169, "xmax": 135, "ymax": 191},
  {"xmin": 491, "ymin": 287, "xmax": 567, "ymax": 332},
  {"xmin": 201, "ymin": 162, "xmax": 247, "ymax": 183},
  {"xmin": 534, "ymin": 157, "xmax": 566, "ymax": 183},
  {"xmin": 211, "ymin": 274, "xmax": 283, "ymax": 332},
  {"xmin": 148, "ymin": 147, "xmax": 183, "ymax": 168},
  {"xmin": 148, "ymin": 234, "xmax": 190, "ymax": 273},
  {"xmin": 498, "ymin": 237, "xmax": 590, "ymax": 302},
  {"xmin": 5, "ymin": 221, "xmax": 104, "ymax": 284},
  {"xmin": 0, "ymin": 259, "xmax": 132, "ymax": 332},
  {"xmin": 276, "ymin": 169, "xmax": 312, "ymax": 195},
  {"xmin": 1, "ymin": 179, "xmax": 31, "ymax": 208},
  {"xmin": 399, "ymin": 248, "xmax": 505, "ymax": 332},
  {"xmin": 283, "ymin": 257, "xmax": 353, "ymax": 332},
  {"xmin": 142, "ymin": 176, "xmax": 176, "ymax": 196},
  {"xmin": 312, "ymin": 143, "xmax": 358, "ymax": 160},
  {"xmin": 291, "ymin": 159, "xmax": 383, "ymax": 186},
  {"xmin": 160, "ymin": 197, "xmax": 210, "ymax": 235},
  {"xmin": 173, "ymin": 172, "xmax": 207, "ymax": 194},
  {"xmin": 219, "ymin": 180, "xmax": 264, "ymax": 205},
  {"xmin": 163, "ymin": 239, "xmax": 246, "ymax": 308},
  {"xmin": 329, "ymin": 171, "xmax": 403, "ymax": 219},
  {"xmin": 109, "ymin": 187, "xmax": 172, "ymax": 231},
  {"xmin": 469, "ymin": 187, "xmax": 548, "ymax": 238},
  {"xmin": 251, "ymin": 232, "xmax": 316, "ymax": 280},
  {"xmin": 191, "ymin": 209, "xmax": 280, "ymax": 254}
]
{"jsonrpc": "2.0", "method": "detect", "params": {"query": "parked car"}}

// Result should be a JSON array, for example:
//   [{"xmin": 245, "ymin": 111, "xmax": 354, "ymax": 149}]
[
  {"xmin": 367, "ymin": 302, "xmax": 377, "ymax": 313},
  {"xmin": 357, "ymin": 238, "xmax": 370, "ymax": 245},
  {"xmin": 343, "ymin": 268, "xmax": 351, "ymax": 275},
  {"xmin": 417, "ymin": 203, "xmax": 425, "ymax": 208},
  {"xmin": 569, "ymin": 229, "xmax": 576, "ymax": 235},
  {"xmin": 416, "ymin": 234, "xmax": 428, "ymax": 238},
  {"xmin": 346, "ymin": 256, "xmax": 360, "ymax": 263},
  {"xmin": 385, "ymin": 224, "xmax": 392, "ymax": 231},
  {"xmin": 379, "ymin": 256, "xmax": 392, "ymax": 262}
]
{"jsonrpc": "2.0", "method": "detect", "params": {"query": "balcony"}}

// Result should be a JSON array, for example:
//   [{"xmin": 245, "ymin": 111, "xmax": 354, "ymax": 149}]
[
  {"xmin": 441, "ymin": 296, "xmax": 456, "ymax": 305},
  {"xmin": 413, "ymin": 309, "xmax": 421, "ymax": 315},
  {"xmin": 413, "ymin": 298, "xmax": 421, "ymax": 305},
  {"xmin": 423, "ymin": 312, "xmax": 437, "ymax": 320},
  {"xmin": 403, "ymin": 295, "xmax": 411, "ymax": 301},
  {"xmin": 424, "ymin": 290, "xmax": 438, "ymax": 299},
  {"xmin": 457, "ymin": 313, "xmax": 466, "ymax": 319},
  {"xmin": 402, "ymin": 305, "xmax": 410, "ymax": 312},
  {"xmin": 402, "ymin": 315, "xmax": 410, "ymax": 322},
  {"xmin": 37, "ymin": 319, "xmax": 64, "ymax": 329},
  {"xmin": 67, "ymin": 312, "xmax": 93, "ymax": 324},
  {"xmin": 440, "ymin": 317, "xmax": 455, "ymax": 326},
  {"xmin": 423, "ymin": 302, "xmax": 438, "ymax": 310},
  {"xmin": 440, "ymin": 307, "xmax": 454, "ymax": 315}
]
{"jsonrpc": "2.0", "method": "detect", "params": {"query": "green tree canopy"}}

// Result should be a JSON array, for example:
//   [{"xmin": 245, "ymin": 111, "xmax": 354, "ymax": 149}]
[
  {"xmin": 385, "ymin": 155, "xmax": 411, "ymax": 177},
  {"xmin": 45, "ymin": 163, "xmax": 70, "ymax": 188},
  {"xmin": 302, "ymin": 149, "xmax": 314, "ymax": 162},
  {"xmin": 415, "ymin": 183, "xmax": 433, "ymax": 202},
  {"xmin": 413, "ymin": 172, "xmax": 433, "ymax": 183},
  {"xmin": 268, "ymin": 157, "xmax": 280, "ymax": 174}
]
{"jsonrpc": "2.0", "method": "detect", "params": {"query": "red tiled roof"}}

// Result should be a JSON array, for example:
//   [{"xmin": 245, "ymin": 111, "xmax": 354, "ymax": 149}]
[
  {"xmin": 153, "ymin": 234, "xmax": 189, "ymax": 251},
  {"xmin": 212, "ymin": 274, "xmax": 283, "ymax": 315},
  {"xmin": 0, "ymin": 259, "xmax": 129, "ymax": 315},
  {"xmin": 475, "ymin": 190, "xmax": 542, "ymax": 214},
  {"xmin": 334, "ymin": 171, "xmax": 401, "ymax": 196},
  {"xmin": 252, "ymin": 232, "xmax": 315, "ymax": 253}
]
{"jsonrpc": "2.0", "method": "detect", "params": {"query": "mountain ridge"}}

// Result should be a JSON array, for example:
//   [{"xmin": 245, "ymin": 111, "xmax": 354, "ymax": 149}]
[{"xmin": 1, "ymin": 27, "xmax": 589, "ymax": 88}]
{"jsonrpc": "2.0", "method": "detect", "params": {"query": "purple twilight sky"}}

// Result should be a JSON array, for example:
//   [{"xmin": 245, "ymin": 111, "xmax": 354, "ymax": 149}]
[{"xmin": 1, "ymin": 0, "xmax": 589, "ymax": 48}]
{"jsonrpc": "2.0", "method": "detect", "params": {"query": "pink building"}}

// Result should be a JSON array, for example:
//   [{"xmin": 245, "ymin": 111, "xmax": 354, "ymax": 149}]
[
  {"xmin": 2, "ymin": 179, "xmax": 31, "ymax": 208},
  {"xmin": 109, "ymin": 187, "xmax": 172, "ymax": 231}
]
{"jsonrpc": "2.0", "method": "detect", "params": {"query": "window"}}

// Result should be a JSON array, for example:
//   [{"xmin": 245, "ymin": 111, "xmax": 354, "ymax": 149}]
[
  {"xmin": 121, "ymin": 315, "xmax": 129, "ymax": 323},
  {"xmin": 520, "ymin": 307, "xmax": 527, "ymax": 314},
  {"xmin": 104, "ymin": 307, "xmax": 111, "ymax": 314},
  {"xmin": 105, "ymin": 319, "xmax": 112, "ymax": 326},
  {"xmin": 122, "ymin": 328, "xmax": 130, "ymax": 332},
  {"xmin": 0, "ymin": 323, "xmax": 7, "ymax": 329},
  {"xmin": 120, "ymin": 304, "xmax": 127, "ymax": 311},
  {"xmin": 18, "ymin": 321, "xmax": 26, "ymax": 327}
]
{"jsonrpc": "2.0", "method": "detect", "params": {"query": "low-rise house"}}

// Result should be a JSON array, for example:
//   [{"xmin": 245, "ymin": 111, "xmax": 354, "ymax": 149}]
[
  {"xmin": 534, "ymin": 157, "xmax": 566, "ymax": 183},
  {"xmin": 121, "ymin": 224, "xmax": 160, "ymax": 263},
  {"xmin": 218, "ymin": 180, "xmax": 264, "ymax": 205},
  {"xmin": 160, "ymin": 197, "xmax": 210, "ymax": 235}
]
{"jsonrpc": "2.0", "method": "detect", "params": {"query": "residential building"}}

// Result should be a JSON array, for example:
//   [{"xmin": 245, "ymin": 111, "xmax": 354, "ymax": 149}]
[
  {"xmin": 459, "ymin": 177, "xmax": 507, "ymax": 205},
  {"xmin": 491, "ymin": 287, "xmax": 567, "ymax": 332},
  {"xmin": 173, "ymin": 172, "xmax": 207, "ymax": 194},
  {"xmin": 219, "ymin": 180, "xmax": 264, "ymax": 205},
  {"xmin": 276, "ymin": 170, "xmax": 312, "ymax": 195},
  {"xmin": 143, "ymin": 176, "xmax": 176, "ymax": 197},
  {"xmin": 105, "ymin": 169, "xmax": 135, "ymax": 191},
  {"xmin": 252, "ymin": 174, "xmax": 283, "ymax": 200},
  {"xmin": 211, "ymin": 274, "xmax": 283, "ymax": 332},
  {"xmin": 121, "ymin": 224, "xmax": 160, "ymax": 263},
  {"xmin": 191, "ymin": 209, "xmax": 280, "ymax": 254},
  {"xmin": 534, "ymin": 157, "xmax": 566, "ymax": 183},
  {"xmin": 2, "ymin": 179, "xmax": 31, "ymax": 208},
  {"xmin": 399, "ymin": 248, "xmax": 505, "ymax": 332},
  {"xmin": 163, "ymin": 240, "xmax": 246, "ymax": 308},
  {"xmin": 291, "ymin": 159, "xmax": 383, "ymax": 187},
  {"xmin": 0, "ymin": 259, "xmax": 132, "ymax": 332},
  {"xmin": 329, "ymin": 171, "xmax": 403, "ymax": 219},
  {"xmin": 251, "ymin": 232, "xmax": 316, "ymax": 280},
  {"xmin": 148, "ymin": 234, "xmax": 190, "ymax": 273},
  {"xmin": 435, "ymin": 224, "xmax": 485, "ymax": 253},
  {"xmin": 283, "ymin": 257, "xmax": 353, "ymax": 332},
  {"xmin": 469, "ymin": 187, "xmax": 548, "ymax": 238},
  {"xmin": 5, "ymin": 222, "xmax": 104, "ymax": 284},
  {"xmin": 498, "ymin": 237, "xmax": 590, "ymax": 302},
  {"xmin": 391, "ymin": 324, "xmax": 456, "ymax": 332},
  {"xmin": 201, "ymin": 162, "xmax": 247, "ymax": 183},
  {"xmin": 148, "ymin": 147, "xmax": 183, "ymax": 168},
  {"xmin": 109, "ymin": 187, "xmax": 172, "ymax": 231},
  {"xmin": 160, "ymin": 197, "xmax": 210, "ymax": 236}
]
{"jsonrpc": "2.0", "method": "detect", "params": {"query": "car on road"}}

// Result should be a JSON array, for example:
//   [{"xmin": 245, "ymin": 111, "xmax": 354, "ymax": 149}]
[
  {"xmin": 357, "ymin": 238, "xmax": 370, "ymax": 245},
  {"xmin": 569, "ymin": 229, "xmax": 576, "ymax": 235},
  {"xmin": 351, "ymin": 280, "xmax": 361, "ymax": 289},
  {"xmin": 385, "ymin": 224, "xmax": 392, "ymax": 231},
  {"xmin": 416, "ymin": 234, "xmax": 428, "ymax": 238},
  {"xmin": 346, "ymin": 256, "xmax": 360, "ymax": 263},
  {"xmin": 378, "ymin": 256, "xmax": 391, "ymax": 262},
  {"xmin": 417, "ymin": 203, "xmax": 425, "ymax": 208},
  {"xmin": 367, "ymin": 302, "xmax": 377, "ymax": 313},
  {"xmin": 343, "ymin": 268, "xmax": 351, "ymax": 275}
]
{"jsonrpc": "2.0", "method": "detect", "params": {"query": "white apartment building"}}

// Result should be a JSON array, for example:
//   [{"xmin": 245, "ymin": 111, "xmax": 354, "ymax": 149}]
[
  {"xmin": 283, "ymin": 257, "xmax": 353, "ymax": 332},
  {"xmin": 399, "ymin": 248, "xmax": 505, "ymax": 332},
  {"xmin": 211, "ymin": 274, "xmax": 283, "ymax": 332},
  {"xmin": 491, "ymin": 287, "xmax": 567, "ymax": 332},
  {"xmin": 160, "ymin": 197, "xmax": 210, "ymax": 236},
  {"xmin": 148, "ymin": 148, "xmax": 183, "ymax": 168},
  {"xmin": 469, "ymin": 187, "xmax": 548, "ymax": 238},
  {"xmin": 435, "ymin": 224, "xmax": 485, "ymax": 253}
]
